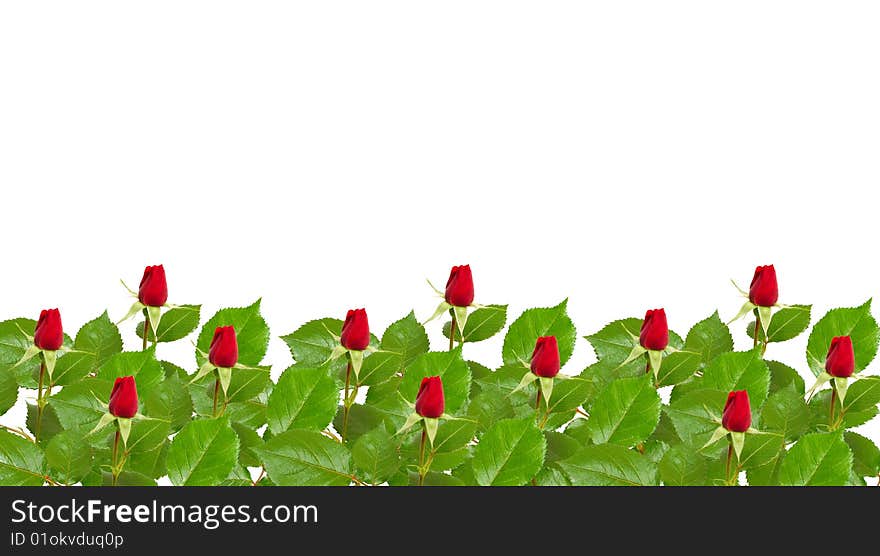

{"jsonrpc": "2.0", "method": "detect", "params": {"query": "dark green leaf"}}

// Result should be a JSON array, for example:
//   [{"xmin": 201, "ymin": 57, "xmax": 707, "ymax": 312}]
[
  {"xmin": 257, "ymin": 429, "xmax": 353, "ymax": 486},
  {"xmin": 45, "ymin": 430, "xmax": 92, "ymax": 484},
  {"xmin": 760, "ymin": 386, "xmax": 809, "ymax": 441},
  {"xmin": 352, "ymin": 427, "xmax": 400, "ymax": 484},
  {"xmin": 767, "ymin": 360, "xmax": 805, "ymax": 395},
  {"xmin": 659, "ymin": 444, "xmax": 708, "ymax": 486},
  {"xmin": 0, "ymin": 430, "xmax": 46, "ymax": 486}
]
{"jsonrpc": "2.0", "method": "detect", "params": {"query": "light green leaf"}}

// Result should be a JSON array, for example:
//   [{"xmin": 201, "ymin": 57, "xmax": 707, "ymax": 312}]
[
  {"xmin": 685, "ymin": 312, "xmax": 734, "ymax": 368},
  {"xmin": 0, "ymin": 430, "xmax": 46, "ymax": 486},
  {"xmin": 778, "ymin": 432, "xmax": 853, "ymax": 486},
  {"xmin": 560, "ymin": 444, "xmax": 658, "ymax": 486},
  {"xmin": 198, "ymin": 300, "xmax": 270, "ymax": 367},
  {"xmin": 267, "ymin": 365, "xmax": 338, "ymax": 434},
  {"xmin": 50, "ymin": 378, "xmax": 111, "ymax": 433},
  {"xmin": 53, "ymin": 312, "xmax": 123, "ymax": 386},
  {"xmin": 400, "ymin": 349, "xmax": 471, "ymax": 414},
  {"xmin": 166, "ymin": 417, "xmax": 237, "ymax": 486},
  {"xmin": 142, "ymin": 375, "xmax": 193, "ymax": 431},
  {"xmin": 702, "ymin": 349, "xmax": 770, "ymax": 407},
  {"xmin": 352, "ymin": 427, "xmax": 400, "ymax": 484},
  {"xmin": 359, "ymin": 312, "xmax": 428, "ymax": 386},
  {"xmin": 46, "ymin": 430, "xmax": 92, "ymax": 484},
  {"xmin": 747, "ymin": 304, "xmax": 811, "ymax": 343},
  {"xmin": 760, "ymin": 386, "xmax": 809, "ymax": 442},
  {"xmin": 665, "ymin": 388, "xmax": 729, "ymax": 450},
  {"xmin": 0, "ymin": 365, "xmax": 18, "ymax": 416},
  {"xmin": 659, "ymin": 444, "xmax": 709, "ymax": 486},
  {"xmin": 96, "ymin": 349, "xmax": 164, "ymax": 395},
  {"xmin": 656, "ymin": 350, "xmax": 702, "ymax": 387},
  {"xmin": 137, "ymin": 305, "xmax": 201, "ymax": 343},
  {"xmin": 280, "ymin": 318, "xmax": 343, "ymax": 366},
  {"xmin": 472, "ymin": 417, "xmax": 545, "ymax": 486},
  {"xmin": 503, "ymin": 300, "xmax": 576, "ymax": 367},
  {"xmin": 545, "ymin": 377, "xmax": 592, "ymax": 415},
  {"xmin": 844, "ymin": 431, "xmax": 880, "ymax": 477},
  {"xmin": 806, "ymin": 300, "xmax": 879, "ymax": 376},
  {"xmin": 257, "ymin": 429, "xmax": 353, "ymax": 486},
  {"xmin": 585, "ymin": 375, "xmax": 661, "ymax": 447},
  {"xmin": 443, "ymin": 305, "xmax": 507, "ymax": 343},
  {"xmin": 842, "ymin": 376, "xmax": 880, "ymax": 413}
]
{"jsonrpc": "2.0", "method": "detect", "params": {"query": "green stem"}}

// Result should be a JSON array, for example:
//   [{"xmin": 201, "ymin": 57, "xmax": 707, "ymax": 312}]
[
  {"xmin": 36, "ymin": 357, "xmax": 45, "ymax": 442},
  {"xmin": 342, "ymin": 360, "xmax": 354, "ymax": 442},
  {"xmin": 111, "ymin": 429, "xmax": 120, "ymax": 487},
  {"xmin": 645, "ymin": 353, "xmax": 651, "ymax": 375},
  {"xmin": 725, "ymin": 443, "xmax": 734, "ymax": 485},
  {"xmin": 212, "ymin": 378, "xmax": 220, "ymax": 417},
  {"xmin": 449, "ymin": 310, "xmax": 456, "ymax": 351},
  {"xmin": 143, "ymin": 309, "xmax": 150, "ymax": 351},
  {"xmin": 829, "ymin": 387, "xmax": 837, "ymax": 429},
  {"xmin": 417, "ymin": 425, "xmax": 427, "ymax": 486}
]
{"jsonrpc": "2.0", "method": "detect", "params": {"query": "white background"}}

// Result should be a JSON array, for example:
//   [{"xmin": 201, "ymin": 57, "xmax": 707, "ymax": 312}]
[{"xmin": 1, "ymin": 2, "xmax": 878, "ymax": 456}]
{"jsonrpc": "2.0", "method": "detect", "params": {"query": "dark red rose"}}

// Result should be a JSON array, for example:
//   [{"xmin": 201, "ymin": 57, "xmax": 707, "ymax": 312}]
[
  {"xmin": 415, "ymin": 376, "xmax": 445, "ymax": 418},
  {"xmin": 748, "ymin": 265, "xmax": 778, "ymax": 307},
  {"xmin": 722, "ymin": 390, "xmax": 751, "ymax": 432},
  {"xmin": 825, "ymin": 336, "xmax": 854, "ymax": 378},
  {"xmin": 34, "ymin": 308, "xmax": 63, "ymax": 351},
  {"xmin": 209, "ymin": 326, "xmax": 239, "ymax": 368},
  {"xmin": 445, "ymin": 265, "xmax": 474, "ymax": 307},
  {"xmin": 108, "ymin": 376, "xmax": 139, "ymax": 418},
  {"xmin": 138, "ymin": 265, "xmax": 168, "ymax": 307},
  {"xmin": 639, "ymin": 308, "xmax": 669, "ymax": 351},
  {"xmin": 530, "ymin": 336, "xmax": 560, "ymax": 378},
  {"xmin": 340, "ymin": 309, "xmax": 370, "ymax": 351}
]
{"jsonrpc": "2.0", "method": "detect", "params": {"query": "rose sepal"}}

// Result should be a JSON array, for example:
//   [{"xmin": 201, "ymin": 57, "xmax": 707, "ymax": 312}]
[
  {"xmin": 11, "ymin": 325, "xmax": 79, "ymax": 380},
  {"xmin": 806, "ymin": 372, "xmax": 833, "ymax": 401}
]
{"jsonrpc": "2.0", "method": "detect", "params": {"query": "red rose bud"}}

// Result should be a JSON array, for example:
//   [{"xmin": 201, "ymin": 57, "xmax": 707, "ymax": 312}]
[
  {"xmin": 825, "ymin": 336, "xmax": 855, "ymax": 378},
  {"xmin": 639, "ymin": 308, "xmax": 669, "ymax": 351},
  {"xmin": 748, "ymin": 265, "xmax": 778, "ymax": 307},
  {"xmin": 340, "ymin": 309, "xmax": 370, "ymax": 351},
  {"xmin": 108, "ymin": 376, "xmax": 139, "ymax": 418},
  {"xmin": 138, "ymin": 265, "xmax": 168, "ymax": 307},
  {"xmin": 530, "ymin": 336, "xmax": 560, "ymax": 378},
  {"xmin": 415, "ymin": 376, "xmax": 445, "ymax": 418},
  {"xmin": 209, "ymin": 326, "xmax": 239, "ymax": 368},
  {"xmin": 34, "ymin": 308, "xmax": 63, "ymax": 351},
  {"xmin": 444, "ymin": 265, "xmax": 474, "ymax": 307},
  {"xmin": 722, "ymin": 390, "xmax": 751, "ymax": 432}
]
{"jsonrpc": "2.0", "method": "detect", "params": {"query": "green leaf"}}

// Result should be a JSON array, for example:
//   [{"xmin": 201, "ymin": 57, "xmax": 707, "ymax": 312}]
[
  {"xmin": 585, "ymin": 375, "xmax": 661, "ymax": 447},
  {"xmin": 50, "ymin": 378, "xmax": 110, "ymax": 432},
  {"xmin": 585, "ymin": 317, "xmax": 684, "ymax": 374},
  {"xmin": 127, "ymin": 418, "xmax": 171, "ymax": 454},
  {"xmin": 402, "ymin": 419, "xmax": 476, "ymax": 472},
  {"xmin": 198, "ymin": 300, "xmax": 270, "ymax": 367},
  {"xmin": 166, "ymin": 417, "xmax": 239, "ymax": 486},
  {"xmin": 232, "ymin": 422, "xmax": 263, "ymax": 468},
  {"xmin": 400, "ymin": 349, "xmax": 471, "ymax": 414},
  {"xmin": 656, "ymin": 350, "xmax": 702, "ymax": 387},
  {"xmin": 137, "ymin": 305, "xmax": 201, "ymax": 343},
  {"xmin": 443, "ymin": 304, "xmax": 507, "ymax": 343},
  {"xmin": 767, "ymin": 360, "xmax": 805, "ymax": 395},
  {"xmin": 659, "ymin": 444, "xmax": 709, "ymax": 486},
  {"xmin": 26, "ymin": 402, "xmax": 63, "ymax": 445},
  {"xmin": 0, "ymin": 318, "xmax": 39, "ymax": 387},
  {"xmin": 842, "ymin": 376, "xmax": 880, "ymax": 413},
  {"xmin": 352, "ymin": 427, "xmax": 400, "ymax": 484},
  {"xmin": 0, "ymin": 364, "xmax": 18, "ymax": 416},
  {"xmin": 280, "ymin": 318, "xmax": 343, "ymax": 366},
  {"xmin": 53, "ymin": 312, "xmax": 123, "ymax": 386},
  {"xmin": 45, "ymin": 430, "xmax": 92, "ymax": 484},
  {"xmin": 267, "ymin": 365, "xmax": 338, "ymax": 434},
  {"xmin": 96, "ymin": 349, "xmax": 164, "ymax": 395},
  {"xmin": 685, "ymin": 312, "xmax": 734, "ymax": 368},
  {"xmin": 359, "ymin": 312, "xmax": 429, "ymax": 386},
  {"xmin": 333, "ymin": 403, "xmax": 386, "ymax": 444},
  {"xmin": 503, "ymin": 300, "xmax": 576, "ymax": 367},
  {"xmin": 559, "ymin": 444, "xmax": 658, "ymax": 486},
  {"xmin": 665, "ymin": 388, "xmax": 729, "ymax": 450},
  {"xmin": 467, "ymin": 386, "xmax": 515, "ymax": 432},
  {"xmin": 143, "ymin": 375, "xmax": 193, "ymax": 431},
  {"xmin": 747, "ymin": 305, "xmax": 811, "ymax": 343},
  {"xmin": 760, "ymin": 386, "xmax": 809, "ymax": 442},
  {"xmin": 702, "ymin": 349, "xmax": 770, "ymax": 407},
  {"xmin": 738, "ymin": 431, "xmax": 785, "ymax": 470},
  {"xmin": 844, "ymin": 431, "xmax": 880, "ymax": 477},
  {"xmin": 545, "ymin": 377, "xmax": 593, "ymax": 415},
  {"xmin": 778, "ymin": 432, "xmax": 852, "ymax": 486},
  {"xmin": 808, "ymin": 390, "xmax": 876, "ymax": 430},
  {"xmin": 0, "ymin": 430, "xmax": 46, "ymax": 486},
  {"xmin": 257, "ymin": 429, "xmax": 353, "ymax": 486},
  {"xmin": 471, "ymin": 417, "xmax": 545, "ymax": 486},
  {"xmin": 806, "ymin": 300, "xmax": 880, "ymax": 376}
]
